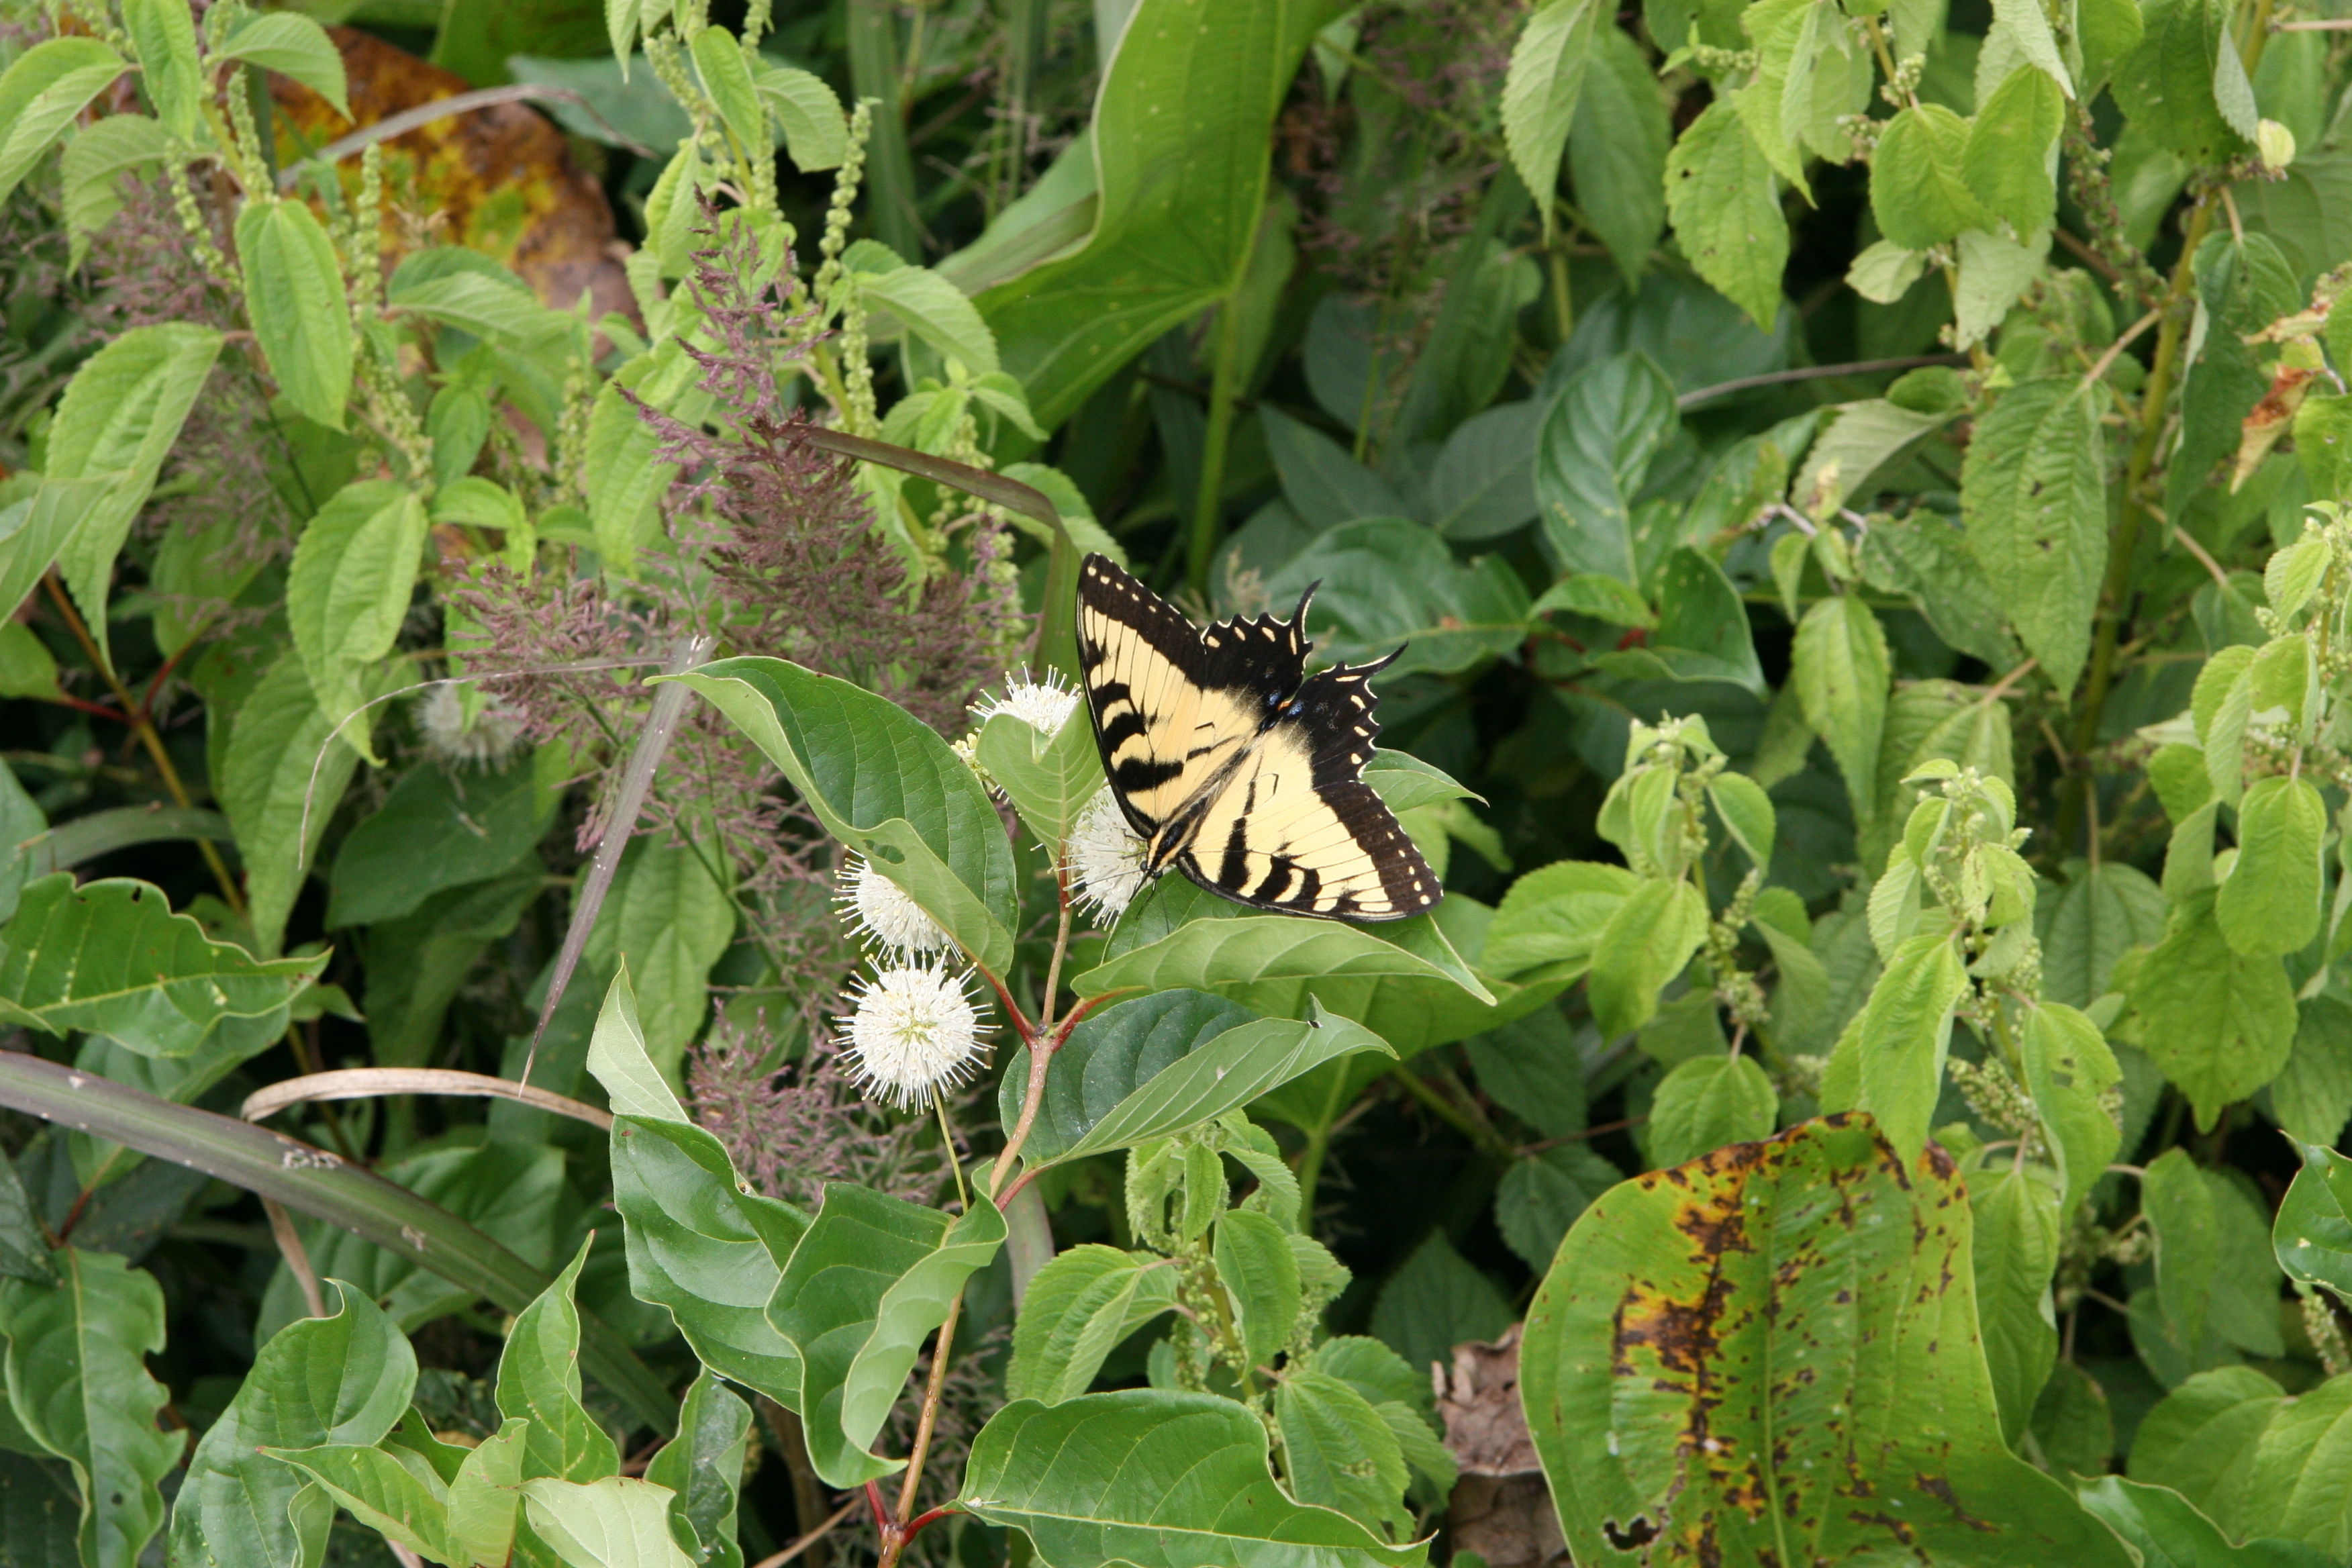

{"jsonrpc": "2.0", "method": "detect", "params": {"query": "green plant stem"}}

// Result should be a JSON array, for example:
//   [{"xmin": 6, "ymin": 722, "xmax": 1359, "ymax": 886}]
[
  {"xmin": 41, "ymin": 573, "xmax": 244, "ymax": 915},
  {"xmin": 845, "ymin": 0, "xmax": 923, "ymax": 260},
  {"xmin": 1389, "ymin": 1063, "xmax": 1514, "ymax": 1161},
  {"xmin": 1187, "ymin": 227, "xmax": 1263, "ymax": 599}
]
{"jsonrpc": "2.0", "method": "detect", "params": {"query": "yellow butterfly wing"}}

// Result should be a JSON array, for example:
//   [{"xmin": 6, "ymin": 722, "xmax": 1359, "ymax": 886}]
[{"xmin": 1074, "ymin": 555, "xmax": 1437, "ymax": 922}]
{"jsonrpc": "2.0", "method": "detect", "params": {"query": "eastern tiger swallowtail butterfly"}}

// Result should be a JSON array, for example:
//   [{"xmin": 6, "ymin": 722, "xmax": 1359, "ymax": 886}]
[{"xmin": 1074, "ymin": 553, "xmax": 1438, "ymax": 922}]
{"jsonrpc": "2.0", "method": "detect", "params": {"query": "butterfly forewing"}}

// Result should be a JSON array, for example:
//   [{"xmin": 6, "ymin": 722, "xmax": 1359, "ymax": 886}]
[{"xmin": 1074, "ymin": 554, "xmax": 1438, "ymax": 922}]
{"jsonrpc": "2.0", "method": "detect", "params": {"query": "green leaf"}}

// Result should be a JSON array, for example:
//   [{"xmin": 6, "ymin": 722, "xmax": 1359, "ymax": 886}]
[
  {"xmin": 2040, "ymin": 861, "xmax": 2169, "ymax": 1007},
  {"xmin": 216, "ymin": 13, "xmax": 349, "ymax": 117},
  {"xmin": 329, "ymin": 751, "xmax": 558, "ymax": 928},
  {"xmin": 1663, "ymin": 101, "xmax": 1787, "ymax": 330},
  {"xmin": 44, "ymin": 323, "xmax": 223, "ymax": 669},
  {"xmin": 959, "ymin": 1389, "xmax": 1424, "ymax": 1568},
  {"xmin": 1873, "ymin": 103, "xmax": 1994, "ymax": 249},
  {"xmin": 754, "ymin": 60, "xmax": 847, "ymax": 172},
  {"xmin": 447, "ymin": 1419, "xmax": 529, "ymax": 1568},
  {"xmin": 1521, "ymin": 1114, "xmax": 2135, "ymax": 1567},
  {"xmin": 1851, "ymin": 933, "xmax": 1968, "ymax": 1163},
  {"xmin": 671, "ymin": 658, "xmax": 1018, "ymax": 975},
  {"xmin": 2020, "ymin": 1001, "xmax": 2124, "ymax": 1212},
  {"xmin": 1362, "ymin": 752, "xmax": 1480, "ymax": 814},
  {"xmin": 2130, "ymin": 1366, "xmax": 2288, "ymax": 1524},
  {"xmin": 1494, "ymin": 1144, "xmax": 1622, "ymax": 1271},
  {"xmin": 767, "ymin": 1185, "xmax": 1001, "ymax": 1487},
  {"xmin": 1601, "ymin": 546, "xmax": 1764, "ymax": 693},
  {"xmin": 643, "ymin": 1371, "xmax": 751, "ymax": 1568},
  {"xmin": 1571, "ymin": 27, "xmax": 1671, "ymax": 282},
  {"xmin": 1263, "ymin": 518, "xmax": 1530, "ymax": 677},
  {"xmin": 2274, "ymin": 1140, "xmax": 2352, "ymax": 1301},
  {"xmin": 262, "ymin": 1443, "xmax": 459, "ymax": 1564},
  {"xmin": 1793, "ymin": 593, "xmax": 1891, "ymax": 833},
  {"xmin": 1961, "ymin": 378, "xmax": 2108, "ymax": 693},
  {"xmin": 2114, "ymin": 0, "xmax": 2245, "ymax": 160},
  {"xmin": 1971, "ymin": 1169, "xmax": 2061, "ymax": 1444},
  {"xmin": 1259, "ymin": 407, "xmax": 1406, "ymax": 528},
  {"xmin": 970, "ymin": 0, "xmax": 1317, "ymax": 428},
  {"xmin": 689, "ymin": 25, "xmax": 766, "ymax": 167},
  {"xmin": 585, "ymin": 342, "xmax": 712, "ymax": 571},
  {"xmin": 1796, "ymin": 397, "xmax": 1960, "ymax": 519},
  {"xmin": 1963, "ymin": 66, "xmax": 2066, "ymax": 232},
  {"xmin": 121, "ymin": 0, "xmax": 200, "ymax": 140},
  {"xmin": 1006, "ymin": 1245, "xmax": 1179, "ymax": 1404},
  {"xmin": 0, "ymin": 1250, "xmax": 183, "ymax": 1568},
  {"xmin": 1706, "ymin": 773, "xmax": 1777, "ymax": 871},
  {"xmin": 975, "ymin": 709, "xmax": 1100, "ymax": 849},
  {"xmin": 1645, "ymin": 1053, "xmax": 1777, "ymax": 1167},
  {"xmin": 1585, "ymin": 877, "xmax": 1707, "ymax": 1038},
  {"xmin": 2218, "ymin": 775, "xmax": 2324, "ymax": 957},
  {"xmin": 1857, "ymin": 510, "xmax": 2022, "ymax": 669},
  {"xmin": 0, "ymin": 875, "xmax": 322, "ymax": 1057},
  {"xmin": 1023, "ymin": 1000, "xmax": 1393, "ymax": 1168},
  {"xmin": 2273, "ymin": 997, "xmax": 2352, "ymax": 1148},
  {"xmin": 1369, "ymin": 1230, "xmax": 1512, "ymax": 1375},
  {"xmin": 2077, "ymin": 1475, "xmax": 2337, "ymax": 1568},
  {"xmin": 581, "ymin": 837, "xmax": 737, "ymax": 1077},
  {"xmin": 1276, "ymin": 1371, "xmax": 1413, "ymax": 1541},
  {"xmin": 170, "ymin": 1283, "xmax": 415, "ymax": 1568},
  {"xmin": 1077, "ymin": 903, "xmax": 1491, "ymax": 1011},
  {"xmin": 1503, "ymin": 0, "xmax": 1606, "ymax": 237},
  {"xmin": 59, "ymin": 115, "xmax": 166, "ymax": 266},
  {"xmin": 1424, "ymin": 401, "xmax": 1542, "ymax": 540},
  {"xmin": 498, "ymin": 1238, "xmax": 622, "ymax": 1483},
  {"xmin": 2145, "ymin": 1146, "xmax": 2285, "ymax": 1359},
  {"xmin": 1215, "ymin": 1208, "xmax": 1302, "ymax": 1373},
  {"xmin": 236, "ymin": 199, "xmax": 353, "ymax": 432},
  {"xmin": 385, "ymin": 269, "xmax": 573, "ymax": 352},
  {"xmin": 219, "ymin": 652, "xmax": 372, "ymax": 957},
  {"xmin": 852, "ymin": 256, "xmax": 1001, "ymax": 377},
  {"xmin": 522, "ymin": 1476, "xmax": 694, "ymax": 1568},
  {"xmin": 0, "ymin": 39, "xmax": 127, "ymax": 208},
  {"xmin": 1534, "ymin": 351, "xmax": 1678, "ymax": 583},
  {"xmin": 287, "ymin": 480, "xmax": 429, "ymax": 744},
  {"xmin": 999, "ymin": 990, "xmax": 1253, "ymax": 1162},
  {"xmin": 591, "ymin": 969, "xmax": 809, "ymax": 1408},
  {"xmin": 2130, "ymin": 893, "xmax": 2298, "ymax": 1130}
]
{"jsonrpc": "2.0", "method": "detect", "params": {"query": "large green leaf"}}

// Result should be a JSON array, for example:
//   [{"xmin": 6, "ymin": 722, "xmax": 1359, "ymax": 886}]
[
  {"xmin": 976, "ymin": 708, "xmax": 1101, "ymax": 850},
  {"xmin": 42, "ymin": 324, "xmax": 222, "ymax": 667},
  {"xmin": 1005, "ymin": 1245, "xmax": 1180, "ymax": 1404},
  {"xmin": 591, "ymin": 971, "xmax": 810, "ymax": 1408},
  {"xmin": 0, "ymin": 39, "xmax": 127, "ymax": 207},
  {"xmin": 0, "ymin": 1250, "xmax": 183, "ymax": 1568},
  {"xmin": 169, "ymin": 1284, "xmax": 415, "ymax": 1568},
  {"xmin": 328, "ymin": 751, "xmax": 559, "ymax": 928},
  {"xmin": 2129, "ymin": 893, "xmax": 2298, "ymax": 1130},
  {"xmin": 1275, "ymin": 1371, "xmax": 1413, "ymax": 1541},
  {"xmin": 671, "ymin": 658, "xmax": 1018, "ymax": 974},
  {"xmin": 1013, "ymin": 1000, "xmax": 1393, "ymax": 1168},
  {"xmin": 2217, "ymin": 775, "xmax": 2326, "ymax": 958},
  {"xmin": 522, "ymin": 1476, "xmax": 694, "ymax": 1568},
  {"xmin": 1263, "ymin": 520, "xmax": 1531, "ymax": 677},
  {"xmin": 218, "ymin": 652, "xmax": 373, "ymax": 957},
  {"xmin": 767, "ymin": 1185, "xmax": 1002, "ymax": 1487},
  {"xmin": 497, "ymin": 1239, "xmax": 622, "ymax": 1483},
  {"xmin": 1792, "ymin": 593, "xmax": 1890, "ymax": 834},
  {"xmin": 969, "ymin": 0, "xmax": 1330, "ymax": 427},
  {"xmin": 1075, "ymin": 907, "xmax": 1491, "ymax": 1009},
  {"xmin": 1534, "ymin": 352, "xmax": 1677, "ymax": 585},
  {"xmin": 262, "ymin": 1443, "xmax": 458, "ymax": 1565},
  {"xmin": 1521, "ymin": 1114, "xmax": 2133, "ymax": 1566},
  {"xmin": 2131, "ymin": 1368, "xmax": 2352, "ymax": 1553},
  {"xmin": 1663, "ymin": 101, "xmax": 1786, "ymax": 330},
  {"xmin": 2078, "ymin": 1476, "xmax": 2336, "ymax": 1568},
  {"xmin": 959, "ymin": 1389, "xmax": 1425, "ymax": 1568},
  {"xmin": 644, "ymin": 1371, "xmax": 751, "ymax": 1568},
  {"xmin": 1961, "ymin": 378, "xmax": 2109, "ymax": 693},
  {"xmin": 236, "ymin": 199, "xmax": 352, "ymax": 432},
  {"xmin": 2275, "ymin": 1140, "xmax": 2352, "ymax": 1299},
  {"xmin": 286, "ymin": 481, "xmax": 430, "ymax": 746},
  {"xmin": 1502, "ymin": 0, "xmax": 1604, "ymax": 236},
  {"xmin": 0, "ymin": 875, "xmax": 323, "ymax": 1057}
]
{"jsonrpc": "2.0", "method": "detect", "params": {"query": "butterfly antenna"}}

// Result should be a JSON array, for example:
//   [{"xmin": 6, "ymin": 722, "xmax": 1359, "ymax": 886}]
[{"xmin": 1289, "ymin": 580, "xmax": 1320, "ymax": 639}]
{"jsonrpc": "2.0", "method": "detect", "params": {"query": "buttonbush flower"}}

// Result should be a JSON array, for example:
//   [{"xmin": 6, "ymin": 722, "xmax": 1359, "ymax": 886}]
[
  {"xmin": 1069, "ymin": 790, "xmax": 1148, "ymax": 922},
  {"xmin": 971, "ymin": 669, "xmax": 1079, "ymax": 737},
  {"xmin": 836, "ymin": 962, "xmax": 987, "ymax": 1108},
  {"xmin": 836, "ymin": 856, "xmax": 952, "ymax": 957}
]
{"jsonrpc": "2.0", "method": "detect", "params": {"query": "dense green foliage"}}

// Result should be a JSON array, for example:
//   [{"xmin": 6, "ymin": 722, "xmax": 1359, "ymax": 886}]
[{"xmin": 6, "ymin": 0, "xmax": 2352, "ymax": 1560}]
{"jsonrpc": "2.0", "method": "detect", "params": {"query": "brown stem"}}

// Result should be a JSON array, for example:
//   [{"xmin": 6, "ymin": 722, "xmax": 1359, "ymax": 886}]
[
  {"xmin": 42, "ymin": 573, "xmax": 244, "ymax": 912},
  {"xmin": 889, "ymin": 1293, "xmax": 964, "ymax": 1529}
]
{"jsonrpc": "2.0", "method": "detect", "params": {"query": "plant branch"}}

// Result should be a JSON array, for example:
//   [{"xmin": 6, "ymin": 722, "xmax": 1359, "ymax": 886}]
[
  {"xmin": 42, "ymin": 573, "xmax": 244, "ymax": 912},
  {"xmin": 1677, "ymin": 354, "xmax": 1968, "ymax": 409}
]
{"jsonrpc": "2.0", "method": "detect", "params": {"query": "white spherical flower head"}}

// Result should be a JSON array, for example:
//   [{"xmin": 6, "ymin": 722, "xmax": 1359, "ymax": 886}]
[
  {"xmin": 415, "ymin": 683, "xmax": 527, "ymax": 770},
  {"xmin": 836, "ymin": 856, "xmax": 952, "ymax": 957},
  {"xmin": 1069, "ymin": 789, "xmax": 1149, "ymax": 922},
  {"xmin": 972, "ymin": 669, "xmax": 1081, "ymax": 738},
  {"xmin": 836, "ymin": 962, "xmax": 987, "ymax": 1108}
]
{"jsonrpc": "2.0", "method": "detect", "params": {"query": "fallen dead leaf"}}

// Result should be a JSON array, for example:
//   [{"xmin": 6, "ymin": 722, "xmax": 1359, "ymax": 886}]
[
  {"xmin": 1436, "ymin": 1324, "xmax": 1569, "ymax": 1568},
  {"xmin": 268, "ymin": 28, "xmax": 630, "ymax": 322}
]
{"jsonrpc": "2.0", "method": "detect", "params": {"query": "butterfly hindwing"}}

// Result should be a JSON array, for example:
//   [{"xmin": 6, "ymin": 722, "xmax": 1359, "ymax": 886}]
[{"xmin": 1074, "ymin": 554, "xmax": 1438, "ymax": 922}]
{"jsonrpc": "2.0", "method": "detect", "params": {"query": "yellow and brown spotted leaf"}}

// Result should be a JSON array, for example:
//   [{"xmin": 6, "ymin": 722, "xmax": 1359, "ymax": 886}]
[
  {"xmin": 268, "ymin": 28, "xmax": 629, "ymax": 321},
  {"xmin": 1516, "ymin": 1114, "xmax": 2133, "ymax": 1566}
]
